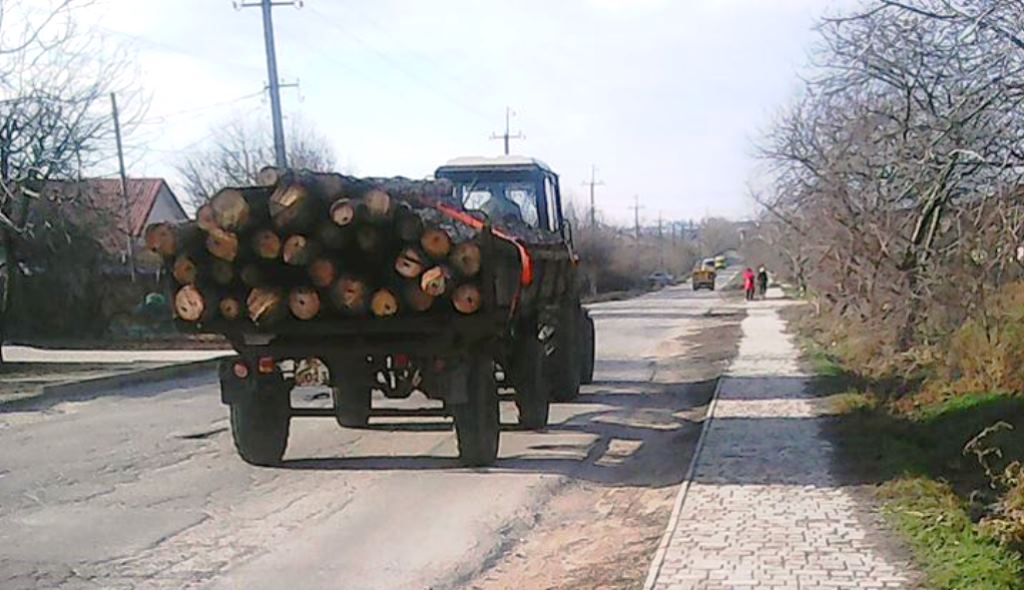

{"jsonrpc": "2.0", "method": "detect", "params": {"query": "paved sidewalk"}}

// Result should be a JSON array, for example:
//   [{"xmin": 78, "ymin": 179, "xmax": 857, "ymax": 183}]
[{"xmin": 646, "ymin": 299, "xmax": 915, "ymax": 589}]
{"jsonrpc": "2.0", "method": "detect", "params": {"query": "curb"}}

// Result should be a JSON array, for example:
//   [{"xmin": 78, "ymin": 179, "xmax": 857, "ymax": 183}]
[
  {"xmin": 1, "ymin": 357, "xmax": 227, "ymax": 412},
  {"xmin": 642, "ymin": 374, "xmax": 726, "ymax": 590}
]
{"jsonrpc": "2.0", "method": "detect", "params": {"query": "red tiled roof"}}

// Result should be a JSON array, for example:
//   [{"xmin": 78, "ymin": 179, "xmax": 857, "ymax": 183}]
[{"xmin": 40, "ymin": 178, "xmax": 187, "ymax": 257}]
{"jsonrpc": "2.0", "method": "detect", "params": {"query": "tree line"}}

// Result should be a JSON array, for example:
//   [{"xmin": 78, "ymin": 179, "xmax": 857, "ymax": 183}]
[{"xmin": 750, "ymin": 1, "xmax": 1024, "ymax": 378}]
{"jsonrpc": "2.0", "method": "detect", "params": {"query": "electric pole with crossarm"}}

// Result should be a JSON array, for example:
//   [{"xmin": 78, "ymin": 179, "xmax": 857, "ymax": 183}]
[
  {"xmin": 490, "ymin": 107, "xmax": 524, "ymax": 155},
  {"xmin": 235, "ymin": 0, "xmax": 301, "ymax": 168}
]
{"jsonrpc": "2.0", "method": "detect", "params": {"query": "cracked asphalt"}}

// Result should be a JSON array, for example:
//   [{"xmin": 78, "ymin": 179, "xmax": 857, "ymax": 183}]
[{"xmin": 0, "ymin": 281, "xmax": 740, "ymax": 590}]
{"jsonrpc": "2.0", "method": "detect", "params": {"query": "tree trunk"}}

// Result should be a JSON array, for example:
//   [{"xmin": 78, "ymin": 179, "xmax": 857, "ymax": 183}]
[
  {"xmin": 450, "ymin": 241, "xmax": 481, "ymax": 277},
  {"xmin": 420, "ymin": 266, "xmax": 448, "ymax": 297},
  {"xmin": 370, "ymin": 288, "xmax": 399, "ymax": 317},
  {"xmin": 331, "ymin": 275, "xmax": 369, "ymax": 314},
  {"xmin": 452, "ymin": 283, "xmax": 482, "ymax": 314},
  {"xmin": 288, "ymin": 286, "xmax": 321, "ymax": 320}
]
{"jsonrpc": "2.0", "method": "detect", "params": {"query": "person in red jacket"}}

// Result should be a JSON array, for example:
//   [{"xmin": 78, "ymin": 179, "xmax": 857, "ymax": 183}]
[{"xmin": 743, "ymin": 267, "xmax": 756, "ymax": 301}]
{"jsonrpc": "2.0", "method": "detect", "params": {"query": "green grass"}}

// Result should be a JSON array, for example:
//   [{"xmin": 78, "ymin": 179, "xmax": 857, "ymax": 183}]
[
  {"xmin": 879, "ymin": 477, "xmax": 1024, "ymax": 590},
  {"xmin": 813, "ymin": 369, "xmax": 1024, "ymax": 588}
]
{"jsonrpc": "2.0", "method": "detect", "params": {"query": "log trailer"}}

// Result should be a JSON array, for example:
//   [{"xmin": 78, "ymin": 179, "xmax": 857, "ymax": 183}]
[{"xmin": 151, "ymin": 156, "xmax": 595, "ymax": 467}]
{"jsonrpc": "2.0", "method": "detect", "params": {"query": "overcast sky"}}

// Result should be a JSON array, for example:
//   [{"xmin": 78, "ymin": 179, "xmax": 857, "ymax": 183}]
[{"xmin": 81, "ymin": 0, "xmax": 852, "ymax": 225}]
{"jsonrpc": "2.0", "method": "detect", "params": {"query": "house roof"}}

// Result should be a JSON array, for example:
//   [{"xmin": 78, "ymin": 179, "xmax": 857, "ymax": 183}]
[
  {"xmin": 43, "ymin": 178, "xmax": 187, "ymax": 237},
  {"xmin": 71, "ymin": 178, "xmax": 186, "ymax": 236}
]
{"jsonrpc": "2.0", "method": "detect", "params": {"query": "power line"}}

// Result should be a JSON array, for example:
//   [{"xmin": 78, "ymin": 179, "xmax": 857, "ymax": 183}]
[
  {"xmin": 582, "ymin": 165, "xmax": 605, "ymax": 228},
  {"xmin": 305, "ymin": 5, "xmax": 492, "ymax": 122},
  {"xmin": 490, "ymin": 107, "xmax": 524, "ymax": 155}
]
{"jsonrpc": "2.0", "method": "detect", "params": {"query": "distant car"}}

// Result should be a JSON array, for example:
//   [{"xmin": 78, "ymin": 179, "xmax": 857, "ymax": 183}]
[
  {"xmin": 714, "ymin": 255, "xmax": 727, "ymax": 270},
  {"xmin": 647, "ymin": 271, "xmax": 674, "ymax": 288},
  {"xmin": 692, "ymin": 261, "xmax": 717, "ymax": 291}
]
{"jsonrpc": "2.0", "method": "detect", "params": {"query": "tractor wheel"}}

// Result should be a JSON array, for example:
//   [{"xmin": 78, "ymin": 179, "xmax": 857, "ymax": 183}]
[
  {"xmin": 548, "ymin": 306, "xmax": 581, "ymax": 402},
  {"xmin": 229, "ymin": 384, "xmax": 291, "ymax": 466},
  {"xmin": 452, "ymin": 354, "xmax": 500, "ymax": 467},
  {"xmin": 511, "ymin": 325, "xmax": 549, "ymax": 430},
  {"xmin": 579, "ymin": 310, "xmax": 596, "ymax": 385}
]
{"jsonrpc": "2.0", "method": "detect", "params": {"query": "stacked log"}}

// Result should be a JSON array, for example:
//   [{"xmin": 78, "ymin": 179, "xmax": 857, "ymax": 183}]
[{"xmin": 146, "ymin": 168, "xmax": 497, "ymax": 328}]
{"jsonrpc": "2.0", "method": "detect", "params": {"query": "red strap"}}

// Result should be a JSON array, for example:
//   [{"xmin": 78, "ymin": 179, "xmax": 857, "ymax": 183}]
[{"xmin": 434, "ymin": 204, "xmax": 534, "ymax": 286}]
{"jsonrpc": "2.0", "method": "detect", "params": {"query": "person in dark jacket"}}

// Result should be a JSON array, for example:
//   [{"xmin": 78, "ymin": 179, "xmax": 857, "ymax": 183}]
[{"xmin": 757, "ymin": 266, "xmax": 769, "ymax": 299}]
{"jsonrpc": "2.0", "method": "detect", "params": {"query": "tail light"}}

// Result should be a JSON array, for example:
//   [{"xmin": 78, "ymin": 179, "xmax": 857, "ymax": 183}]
[
  {"xmin": 233, "ymin": 361, "xmax": 250, "ymax": 379},
  {"xmin": 394, "ymin": 353, "xmax": 410, "ymax": 368},
  {"xmin": 257, "ymin": 356, "xmax": 276, "ymax": 374}
]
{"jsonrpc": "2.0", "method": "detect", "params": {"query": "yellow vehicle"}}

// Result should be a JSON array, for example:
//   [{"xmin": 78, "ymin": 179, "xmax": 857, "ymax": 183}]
[
  {"xmin": 692, "ymin": 258, "xmax": 717, "ymax": 291},
  {"xmin": 714, "ymin": 255, "xmax": 727, "ymax": 270}
]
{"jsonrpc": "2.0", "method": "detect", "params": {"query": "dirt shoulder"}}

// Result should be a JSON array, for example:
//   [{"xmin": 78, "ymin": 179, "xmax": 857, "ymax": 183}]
[{"xmin": 465, "ymin": 305, "xmax": 744, "ymax": 590}]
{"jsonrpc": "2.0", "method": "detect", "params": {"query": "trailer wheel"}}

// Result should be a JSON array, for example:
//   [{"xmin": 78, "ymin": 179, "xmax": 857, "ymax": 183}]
[
  {"xmin": 333, "ymin": 383, "xmax": 371, "ymax": 428},
  {"xmin": 452, "ymin": 354, "xmax": 500, "ymax": 467},
  {"xmin": 549, "ymin": 307, "xmax": 582, "ymax": 402},
  {"xmin": 229, "ymin": 385, "xmax": 290, "ymax": 466},
  {"xmin": 511, "ymin": 326, "xmax": 549, "ymax": 430},
  {"xmin": 579, "ymin": 311, "xmax": 596, "ymax": 385}
]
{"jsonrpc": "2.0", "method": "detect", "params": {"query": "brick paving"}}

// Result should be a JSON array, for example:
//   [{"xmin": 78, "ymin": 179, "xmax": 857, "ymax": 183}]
[{"xmin": 647, "ymin": 300, "xmax": 915, "ymax": 590}]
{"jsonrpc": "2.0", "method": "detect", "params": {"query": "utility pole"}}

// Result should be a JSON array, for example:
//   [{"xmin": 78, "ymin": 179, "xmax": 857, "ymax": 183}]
[
  {"xmin": 630, "ymin": 195, "xmax": 643, "ymax": 240},
  {"xmin": 110, "ymin": 92, "xmax": 135, "ymax": 282},
  {"xmin": 237, "ymin": 0, "xmax": 301, "ymax": 168},
  {"xmin": 490, "ymin": 106, "xmax": 524, "ymax": 155},
  {"xmin": 582, "ymin": 165, "xmax": 605, "ymax": 228},
  {"xmin": 658, "ymin": 211, "xmax": 665, "ymax": 269}
]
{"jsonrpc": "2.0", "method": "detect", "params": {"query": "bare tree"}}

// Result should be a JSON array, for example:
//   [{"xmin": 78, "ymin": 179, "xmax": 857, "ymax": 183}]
[
  {"xmin": 0, "ymin": 0, "xmax": 141, "ymax": 362},
  {"xmin": 176, "ymin": 115, "xmax": 337, "ymax": 209},
  {"xmin": 755, "ymin": 0, "xmax": 1024, "ymax": 362}
]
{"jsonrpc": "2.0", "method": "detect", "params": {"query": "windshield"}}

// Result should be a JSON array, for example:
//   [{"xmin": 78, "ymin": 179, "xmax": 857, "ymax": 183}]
[{"xmin": 457, "ymin": 181, "xmax": 539, "ymax": 227}]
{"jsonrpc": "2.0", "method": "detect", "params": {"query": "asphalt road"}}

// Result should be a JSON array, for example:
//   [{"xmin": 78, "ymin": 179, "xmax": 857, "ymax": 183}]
[{"xmin": 0, "ymin": 278, "xmax": 736, "ymax": 590}]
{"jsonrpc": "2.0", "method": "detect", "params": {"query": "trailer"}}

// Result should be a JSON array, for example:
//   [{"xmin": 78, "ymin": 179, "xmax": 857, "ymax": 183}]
[{"xmin": 156, "ymin": 156, "xmax": 595, "ymax": 467}]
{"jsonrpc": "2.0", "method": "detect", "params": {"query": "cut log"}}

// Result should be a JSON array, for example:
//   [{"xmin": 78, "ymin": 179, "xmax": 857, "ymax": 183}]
[
  {"xmin": 219, "ymin": 296, "xmax": 242, "ymax": 320},
  {"xmin": 356, "ymin": 225, "xmax": 384, "ymax": 254},
  {"xmin": 450, "ymin": 241, "xmax": 482, "ymax": 277},
  {"xmin": 420, "ymin": 266, "xmax": 448, "ymax": 297},
  {"xmin": 308, "ymin": 257, "xmax": 338, "ymax": 289},
  {"xmin": 363, "ymin": 188, "xmax": 391, "ymax": 221},
  {"xmin": 394, "ymin": 206, "xmax": 424, "ymax": 242},
  {"xmin": 329, "ymin": 198, "xmax": 357, "ymax": 227},
  {"xmin": 174, "ymin": 285, "xmax": 206, "ymax": 322},
  {"xmin": 256, "ymin": 166, "xmax": 282, "ymax": 187},
  {"xmin": 239, "ymin": 264, "xmax": 266, "ymax": 288},
  {"xmin": 269, "ymin": 181, "xmax": 318, "ymax": 231},
  {"xmin": 402, "ymin": 281, "xmax": 434, "ymax": 312},
  {"xmin": 252, "ymin": 229, "xmax": 282, "ymax": 260},
  {"xmin": 289, "ymin": 286, "xmax": 322, "ymax": 320},
  {"xmin": 206, "ymin": 228, "xmax": 239, "ymax": 262},
  {"xmin": 247, "ymin": 287, "xmax": 285, "ymax": 324},
  {"xmin": 172, "ymin": 255, "xmax": 198, "ymax": 285},
  {"xmin": 313, "ymin": 172, "xmax": 347, "ymax": 200},
  {"xmin": 394, "ymin": 246, "xmax": 426, "ymax": 279},
  {"xmin": 144, "ymin": 223, "xmax": 176, "ymax": 257},
  {"xmin": 315, "ymin": 222, "xmax": 350, "ymax": 250},
  {"xmin": 282, "ymin": 234, "xmax": 319, "ymax": 266},
  {"xmin": 331, "ymin": 275, "xmax": 369, "ymax": 314},
  {"xmin": 210, "ymin": 258, "xmax": 235, "ymax": 286},
  {"xmin": 452, "ymin": 283, "xmax": 482, "ymax": 314},
  {"xmin": 370, "ymin": 288, "xmax": 399, "ymax": 318},
  {"xmin": 196, "ymin": 204, "xmax": 218, "ymax": 232},
  {"xmin": 210, "ymin": 188, "xmax": 250, "ymax": 231},
  {"xmin": 420, "ymin": 226, "xmax": 452, "ymax": 259}
]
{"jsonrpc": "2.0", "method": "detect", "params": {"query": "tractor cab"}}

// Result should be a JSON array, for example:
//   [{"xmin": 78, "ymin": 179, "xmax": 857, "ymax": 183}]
[{"xmin": 435, "ymin": 156, "xmax": 567, "ymax": 239}]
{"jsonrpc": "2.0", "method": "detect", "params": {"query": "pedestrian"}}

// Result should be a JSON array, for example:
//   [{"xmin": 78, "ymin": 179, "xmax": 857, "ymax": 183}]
[
  {"xmin": 757, "ymin": 265, "xmax": 769, "ymax": 299},
  {"xmin": 743, "ymin": 267, "xmax": 755, "ymax": 301}
]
